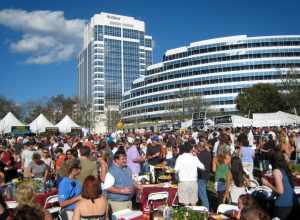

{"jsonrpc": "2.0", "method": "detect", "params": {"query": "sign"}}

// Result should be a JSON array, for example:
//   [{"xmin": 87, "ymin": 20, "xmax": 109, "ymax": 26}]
[
  {"xmin": 70, "ymin": 127, "xmax": 82, "ymax": 136},
  {"xmin": 172, "ymin": 122, "xmax": 181, "ymax": 130},
  {"xmin": 11, "ymin": 126, "xmax": 31, "ymax": 136},
  {"xmin": 214, "ymin": 115, "xmax": 232, "ymax": 125},
  {"xmin": 45, "ymin": 127, "xmax": 59, "ymax": 135},
  {"xmin": 158, "ymin": 124, "xmax": 170, "ymax": 132},
  {"xmin": 192, "ymin": 119, "xmax": 205, "ymax": 129},
  {"xmin": 192, "ymin": 112, "xmax": 206, "ymax": 120},
  {"xmin": 192, "ymin": 111, "xmax": 206, "ymax": 129}
]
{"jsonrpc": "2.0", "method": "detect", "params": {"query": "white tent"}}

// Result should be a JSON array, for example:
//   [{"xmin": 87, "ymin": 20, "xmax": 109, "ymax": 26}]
[
  {"xmin": 55, "ymin": 115, "xmax": 80, "ymax": 133},
  {"xmin": 252, "ymin": 111, "xmax": 300, "ymax": 127},
  {"xmin": 0, "ymin": 112, "xmax": 24, "ymax": 134},
  {"xmin": 181, "ymin": 119, "xmax": 192, "ymax": 129},
  {"xmin": 231, "ymin": 115, "xmax": 253, "ymax": 128},
  {"xmin": 29, "ymin": 114, "xmax": 55, "ymax": 133}
]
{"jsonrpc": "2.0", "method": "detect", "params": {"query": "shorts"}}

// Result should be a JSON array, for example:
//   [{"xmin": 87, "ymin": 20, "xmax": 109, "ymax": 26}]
[{"xmin": 178, "ymin": 181, "xmax": 198, "ymax": 205}]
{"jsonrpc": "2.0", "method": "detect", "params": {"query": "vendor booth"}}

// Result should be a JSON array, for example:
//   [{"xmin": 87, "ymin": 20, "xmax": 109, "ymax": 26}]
[
  {"xmin": 55, "ymin": 115, "xmax": 81, "ymax": 133},
  {"xmin": 29, "ymin": 114, "xmax": 56, "ymax": 133},
  {"xmin": 0, "ymin": 112, "xmax": 25, "ymax": 134},
  {"xmin": 252, "ymin": 111, "xmax": 300, "ymax": 127}
]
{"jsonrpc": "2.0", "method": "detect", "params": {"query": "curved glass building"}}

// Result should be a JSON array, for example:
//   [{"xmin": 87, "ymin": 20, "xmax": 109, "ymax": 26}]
[{"xmin": 121, "ymin": 35, "xmax": 300, "ymax": 123}]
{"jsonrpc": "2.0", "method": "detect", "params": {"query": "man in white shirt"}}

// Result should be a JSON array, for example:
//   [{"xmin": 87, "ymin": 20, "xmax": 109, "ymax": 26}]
[
  {"xmin": 21, "ymin": 141, "xmax": 35, "ymax": 178},
  {"xmin": 175, "ymin": 142, "xmax": 205, "ymax": 205}
]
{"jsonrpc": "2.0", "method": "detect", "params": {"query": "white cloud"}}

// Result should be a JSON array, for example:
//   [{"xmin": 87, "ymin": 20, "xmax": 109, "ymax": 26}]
[{"xmin": 0, "ymin": 9, "xmax": 86, "ymax": 64}]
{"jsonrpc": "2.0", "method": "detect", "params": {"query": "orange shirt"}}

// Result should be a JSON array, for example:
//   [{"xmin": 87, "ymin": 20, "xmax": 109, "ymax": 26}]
[{"xmin": 55, "ymin": 154, "xmax": 65, "ymax": 170}]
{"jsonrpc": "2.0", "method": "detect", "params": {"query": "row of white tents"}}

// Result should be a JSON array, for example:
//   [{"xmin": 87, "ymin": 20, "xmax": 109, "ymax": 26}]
[
  {"xmin": 224, "ymin": 111, "xmax": 300, "ymax": 127},
  {"xmin": 0, "ymin": 112, "xmax": 81, "ymax": 134},
  {"xmin": 182, "ymin": 111, "xmax": 300, "ymax": 128}
]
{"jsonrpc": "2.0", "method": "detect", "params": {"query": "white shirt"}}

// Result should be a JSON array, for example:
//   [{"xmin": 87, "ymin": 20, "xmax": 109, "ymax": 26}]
[
  {"xmin": 63, "ymin": 143, "xmax": 70, "ymax": 153},
  {"xmin": 21, "ymin": 149, "xmax": 34, "ymax": 168},
  {"xmin": 103, "ymin": 172, "xmax": 115, "ymax": 190},
  {"xmin": 175, "ymin": 153, "xmax": 205, "ymax": 182}
]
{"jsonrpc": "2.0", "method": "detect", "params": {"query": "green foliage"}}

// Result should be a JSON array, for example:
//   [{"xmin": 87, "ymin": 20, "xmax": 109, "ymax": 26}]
[
  {"xmin": 171, "ymin": 207, "xmax": 208, "ymax": 220},
  {"xmin": 279, "ymin": 68, "xmax": 300, "ymax": 114},
  {"xmin": 235, "ymin": 83, "xmax": 287, "ymax": 116}
]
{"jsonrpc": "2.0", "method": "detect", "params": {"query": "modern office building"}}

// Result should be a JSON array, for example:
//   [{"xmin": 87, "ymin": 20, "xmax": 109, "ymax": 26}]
[
  {"xmin": 77, "ymin": 13, "xmax": 153, "ymax": 130},
  {"xmin": 121, "ymin": 35, "xmax": 300, "ymax": 123}
]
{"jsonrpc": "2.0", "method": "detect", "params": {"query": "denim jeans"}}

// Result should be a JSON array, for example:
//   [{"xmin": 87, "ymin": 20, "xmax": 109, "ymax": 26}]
[{"xmin": 198, "ymin": 179, "xmax": 209, "ymax": 210}]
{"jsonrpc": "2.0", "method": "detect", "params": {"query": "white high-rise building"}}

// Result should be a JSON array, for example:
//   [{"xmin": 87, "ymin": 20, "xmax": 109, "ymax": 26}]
[{"xmin": 77, "ymin": 13, "xmax": 153, "ymax": 132}]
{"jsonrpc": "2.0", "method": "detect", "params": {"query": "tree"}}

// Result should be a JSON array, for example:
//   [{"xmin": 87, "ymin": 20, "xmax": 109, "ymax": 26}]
[
  {"xmin": 235, "ymin": 83, "xmax": 287, "ymax": 117},
  {"xmin": 0, "ymin": 96, "xmax": 21, "ymax": 119},
  {"xmin": 279, "ymin": 68, "xmax": 300, "ymax": 114},
  {"xmin": 23, "ymin": 100, "xmax": 48, "ymax": 123},
  {"xmin": 22, "ymin": 95, "xmax": 77, "ymax": 124}
]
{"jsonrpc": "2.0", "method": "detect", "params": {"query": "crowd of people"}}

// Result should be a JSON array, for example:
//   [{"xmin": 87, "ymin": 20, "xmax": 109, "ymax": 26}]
[{"xmin": 0, "ymin": 126, "xmax": 299, "ymax": 220}]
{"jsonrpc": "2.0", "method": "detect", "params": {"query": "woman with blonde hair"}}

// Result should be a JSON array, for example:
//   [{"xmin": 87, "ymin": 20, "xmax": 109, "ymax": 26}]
[
  {"xmin": 279, "ymin": 128, "xmax": 294, "ymax": 158},
  {"xmin": 15, "ymin": 182, "xmax": 52, "ymax": 220},
  {"xmin": 98, "ymin": 150, "xmax": 109, "ymax": 183}
]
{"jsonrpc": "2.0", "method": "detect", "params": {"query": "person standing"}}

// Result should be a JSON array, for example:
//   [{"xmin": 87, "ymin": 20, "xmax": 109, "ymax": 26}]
[
  {"xmin": 197, "ymin": 139, "xmax": 211, "ymax": 210},
  {"xmin": 78, "ymin": 146, "xmax": 98, "ymax": 185},
  {"xmin": 261, "ymin": 150, "xmax": 294, "ymax": 220},
  {"xmin": 175, "ymin": 142, "xmax": 205, "ymax": 206},
  {"xmin": 104, "ymin": 149, "xmax": 135, "ymax": 212},
  {"xmin": 126, "ymin": 136, "xmax": 144, "ymax": 177},
  {"xmin": 239, "ymin": 133, "xmax": 255, "ymax": 180},
  {"xmin": 21, "ymin": 141, "xmax": 35, "ymax": 178}
]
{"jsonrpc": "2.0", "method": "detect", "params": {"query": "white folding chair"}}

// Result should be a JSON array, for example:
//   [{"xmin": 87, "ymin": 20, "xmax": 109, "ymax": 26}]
[
  {"xmin": 146, "ymin": 191, "xmax": 169, "ymax": 211},
  {"xmin": 112, "ymin": 209, "xmax": 143, "ymax": 220},
  {"xmin": 44, "ymin": 195, "xmax": 61, "ymax": 217},
  {"xmin": 245, "ymin": 179, "xmax": 260, "ymax": 194},
  {"xmin": 217, "ymin": 204, "xmax": 239, "ymax": 215}
]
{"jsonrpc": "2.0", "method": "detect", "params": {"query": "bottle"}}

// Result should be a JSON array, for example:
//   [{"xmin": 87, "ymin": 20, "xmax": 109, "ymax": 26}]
[
  {"xmin": 163, "ymin": 200, "xmax": 171, "ymax": 220},
  {"xmin": 149, "ymin": 201, "xmax": 154, "ymax": 220},
  {"xmin": 149, "ymin": 172, "xmax": 153, "ymax": 184}
]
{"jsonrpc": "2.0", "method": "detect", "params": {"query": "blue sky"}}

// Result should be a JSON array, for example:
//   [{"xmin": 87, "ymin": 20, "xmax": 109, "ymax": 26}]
[{"xmin": 0, "ymin": 0, "xmax": 300, "ymax": 103}]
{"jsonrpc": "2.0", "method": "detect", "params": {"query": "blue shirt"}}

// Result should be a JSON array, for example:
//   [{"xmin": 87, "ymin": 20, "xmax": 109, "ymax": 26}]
[
  {"xmin": 275, "ymin": 169, "xmax": 294, "ymax": 207},
  {"xmin": 241, "ymin": 146, "xmax": 254, "ymax": 164},
  {"xmin": 58, "ymin": 176, "xmax": 81, "ymax": 210}
]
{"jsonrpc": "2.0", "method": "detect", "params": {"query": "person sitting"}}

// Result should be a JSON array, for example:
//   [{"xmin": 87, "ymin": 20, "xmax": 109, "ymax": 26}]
[
  {"xmin": 15, "ymin": 182, "xmax": 52, "ymax": 220},
  {"xmin": 58, "ymin": 160, "xmax": 82, "ymax": 220},
  {"xmin": 240, "ymin": 206, "xmax": 271, "ymax": 220},
  {"xmin": 0, "ymin": 191, "xmax": 9, "ymax": 220},
  {"xmin": 13, "ymin": 204, "xmax": 46, "ymax": 220},
  {"xmin": 72, "ymin": 175, "xmax": 108, "ymax": 220},
  {"xmin": 28, "ymin": 153, "xmax": 49, "ymax": 181},
  {"xmin": 225, "ymin": 156, "xmax": 249, "ymax": 204},
  {"xmin": 233, "ymin": 194, "xmax": 259, "ymax": 219}
]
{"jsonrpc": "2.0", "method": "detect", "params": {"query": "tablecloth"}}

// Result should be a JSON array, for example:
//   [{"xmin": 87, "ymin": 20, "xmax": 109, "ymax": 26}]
[
  {"xmin": 35, "ymin": 188, "xmax": 58, "ymax": 207},
  {"xmin": 136, "ymin": 184, "xmax": 177, "ymax": 212}
]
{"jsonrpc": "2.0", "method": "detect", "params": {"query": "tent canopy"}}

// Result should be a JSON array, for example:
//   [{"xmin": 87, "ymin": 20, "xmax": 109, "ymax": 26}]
[
  {"xmin": 29, "ymin": 114, "xmax": 55, "ymax": 133},
  {"xmin": 252, "ymin": 111, "xmax": 300, "ymax": 127},
  {"xmin": 231, "ymin": 115, "xmax": 253, "ymax": 128},
  {"xmin": 0, "ymin": 112, "xmax": 24, "ymax": 134},
  {"xmin": 55, "ymin": 115, "xmax": 80, "ymax": 133}
]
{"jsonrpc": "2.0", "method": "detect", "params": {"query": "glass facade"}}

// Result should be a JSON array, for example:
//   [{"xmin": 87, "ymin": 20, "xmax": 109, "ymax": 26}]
[
  {"xmin": 77, "ymin": 13, "xmax": 153, "ymax": 116},
  {"xmin": 121, "ymin": 35, "xmax": 300, "ymax": 123}
]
